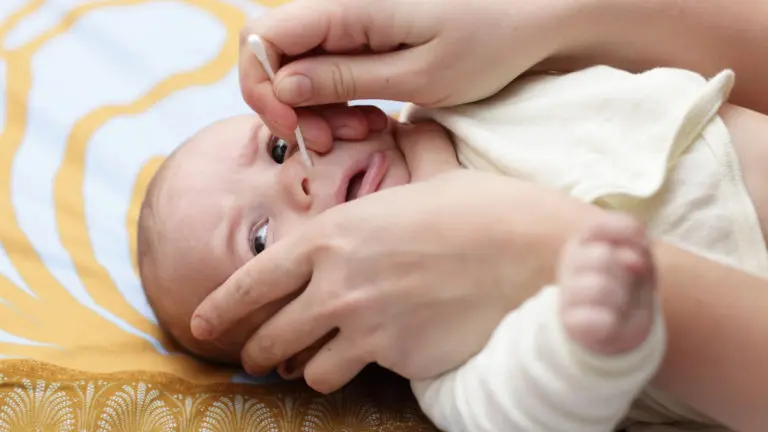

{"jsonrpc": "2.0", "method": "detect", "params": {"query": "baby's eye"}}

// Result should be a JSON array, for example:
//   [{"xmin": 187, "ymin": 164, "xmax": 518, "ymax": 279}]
[
  {"xmin": 249, "ymin": 223, "xmax": 268, "ymax": 255},
  {"xmin": 269, "ymin": 137, "xmax": 288, "ymax": 164}
]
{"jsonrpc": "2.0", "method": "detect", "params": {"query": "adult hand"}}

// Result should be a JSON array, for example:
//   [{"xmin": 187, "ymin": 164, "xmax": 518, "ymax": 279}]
[
  {"xmin": 241, "ymin": 0, "xmax": 584, "ymax": 142},
  {"xmin": 278, "ymin": 103, "xmax": 390, "ymax": 153},
  {"xmin": 191, "ymin": 173, "xmax": 603, "ymax": 394}
]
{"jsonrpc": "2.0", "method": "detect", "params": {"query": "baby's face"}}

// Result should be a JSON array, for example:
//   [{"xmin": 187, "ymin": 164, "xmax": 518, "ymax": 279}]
[{"xmin": 147, "ymin": 115, "xmax": 410, "ymax": 360}]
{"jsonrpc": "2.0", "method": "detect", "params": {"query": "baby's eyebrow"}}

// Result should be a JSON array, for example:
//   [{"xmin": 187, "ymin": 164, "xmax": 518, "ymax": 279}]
[
  {"xmin": 216, "ymin": 199, "xmax": 246, "ymax": 259},
  {"xmin": 236, "ymin": 121, "xmax": 267, "ymax": 167}
]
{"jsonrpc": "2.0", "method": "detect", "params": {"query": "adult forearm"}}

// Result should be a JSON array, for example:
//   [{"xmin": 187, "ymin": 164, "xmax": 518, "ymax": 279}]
[
  {"xmin": 547, "ymin": 0, "xmax": 768, "ymax": 114},
  {"xmin": 652, "ymin": 243, "xmax": 768, "ymax": 432},
  {"xmin": 489, "ymin": 178, "xmax": 768, "ymax": 430},
  {"xmin": 416, "ymin": 173, "xmax": 768, "ymax": 430}
]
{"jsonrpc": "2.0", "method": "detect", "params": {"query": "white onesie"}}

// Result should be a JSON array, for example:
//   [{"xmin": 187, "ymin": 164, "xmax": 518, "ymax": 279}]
[{"xmin": 401, "ymin": 66, "xmax": 768, "ymax": 432}]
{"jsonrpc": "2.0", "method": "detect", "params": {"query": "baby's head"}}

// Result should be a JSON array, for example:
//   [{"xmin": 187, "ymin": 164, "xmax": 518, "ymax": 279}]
[{"xmin": 137, "ymin": 114, "xmax": 412, "ymax": 364}]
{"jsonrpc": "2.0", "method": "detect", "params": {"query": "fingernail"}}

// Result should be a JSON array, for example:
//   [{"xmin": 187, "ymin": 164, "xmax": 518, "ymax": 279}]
[
  {"xmin": 335, "ymin": 126, "xmax": 355, "ymax": 139},
  {"xmin": 244, "ymin": 363, "xmax": 270, "ymax": 377},
  {"xmin": 190, "ymin": 316, "xmax": 212, "ymax": 339},
  {"xmin": 276, "ymin": 74, "xmax": 313, "ymax": 105},
  {"xmin": 265, "ymin": 119, "xmax": 289, "ymax": 137}
]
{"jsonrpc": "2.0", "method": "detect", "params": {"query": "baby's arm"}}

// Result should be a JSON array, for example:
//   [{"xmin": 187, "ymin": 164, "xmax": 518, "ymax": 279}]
[{"xmin": 411, "ymin": 213, "xmax": 666, "ymax": 432}]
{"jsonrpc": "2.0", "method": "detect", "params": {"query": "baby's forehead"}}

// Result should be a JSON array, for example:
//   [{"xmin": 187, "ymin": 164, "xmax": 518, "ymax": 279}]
[
  {"xmin": 171, "ymin": 115, "xmax": 263, "ymax": 169},
  {"xmin": 152, "ymin": 113, "xmax": 269, "ymax": 248},
  {"xmin": 192, "ymin": 114, "xmax": 262, "ymax": 146}
]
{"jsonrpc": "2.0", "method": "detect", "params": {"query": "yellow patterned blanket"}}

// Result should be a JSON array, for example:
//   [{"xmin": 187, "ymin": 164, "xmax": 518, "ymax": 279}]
[{"xmin": 0, "ymin": 0, "xmax": 431, "ymax": 429}]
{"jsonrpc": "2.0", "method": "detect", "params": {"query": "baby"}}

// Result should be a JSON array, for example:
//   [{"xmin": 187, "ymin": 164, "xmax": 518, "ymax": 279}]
[{"xmin": 138, "ymin": 66, "xmax": 768, "ymax": 431}]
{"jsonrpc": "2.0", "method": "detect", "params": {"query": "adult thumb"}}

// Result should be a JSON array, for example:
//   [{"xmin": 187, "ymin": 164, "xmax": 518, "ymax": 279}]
[{"xmin": 272, "ymin": 47, "xmax": 435, "ymax": 106}]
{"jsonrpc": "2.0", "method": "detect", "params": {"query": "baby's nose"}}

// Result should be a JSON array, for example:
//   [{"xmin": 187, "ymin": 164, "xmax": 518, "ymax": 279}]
[{"xmin": 278, "ymin": 155, "xmax": 312, "ymax": 211}]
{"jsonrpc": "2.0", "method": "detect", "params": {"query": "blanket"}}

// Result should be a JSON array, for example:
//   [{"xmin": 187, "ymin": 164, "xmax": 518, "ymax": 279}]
[{"xmin": 0, "ymin": 0, "xmax": 431, "ymax": 429}]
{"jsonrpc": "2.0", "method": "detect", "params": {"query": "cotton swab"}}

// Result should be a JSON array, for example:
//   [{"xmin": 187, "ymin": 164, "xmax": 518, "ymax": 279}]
[{"xmin": 247, "ymin": 34, "xmax": 313, "ymax": 168}]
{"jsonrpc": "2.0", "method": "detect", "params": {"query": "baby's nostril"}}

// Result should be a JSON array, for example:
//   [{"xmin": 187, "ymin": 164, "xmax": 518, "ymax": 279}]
[{"xmin": 301, "ymin": 178, "xmax": 310, "ymax": 196}]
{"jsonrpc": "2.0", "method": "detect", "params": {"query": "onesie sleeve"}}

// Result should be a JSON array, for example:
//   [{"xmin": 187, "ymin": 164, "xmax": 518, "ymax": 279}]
[{"xmin": 411, "ymin": 285, "xmax": 666, "ymax": 432}]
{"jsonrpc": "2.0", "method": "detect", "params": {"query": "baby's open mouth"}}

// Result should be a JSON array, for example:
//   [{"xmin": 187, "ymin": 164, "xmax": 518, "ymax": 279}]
[
  {"xmin": 345, "ymin": 171, "xmax": 366, "ymax": 201},
  {"xmin": 343, "ymin": 152, "xmax": 388, "ymax": 202}
]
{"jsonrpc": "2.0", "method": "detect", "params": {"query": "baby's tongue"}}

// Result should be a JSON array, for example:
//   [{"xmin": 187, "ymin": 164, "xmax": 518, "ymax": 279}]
[{"xmin": 346, "ymin": 172, "xmax": 365, "ymax": 201}]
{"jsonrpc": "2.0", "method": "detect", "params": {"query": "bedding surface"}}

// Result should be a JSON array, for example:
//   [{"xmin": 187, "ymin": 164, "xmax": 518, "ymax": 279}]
[{"xmin": 0, "ymin": 0, "xmax": 429, "ymax": 429}]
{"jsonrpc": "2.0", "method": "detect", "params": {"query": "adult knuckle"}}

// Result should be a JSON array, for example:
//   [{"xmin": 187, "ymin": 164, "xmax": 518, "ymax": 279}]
[
  {"xmin": 303, "ymin": 214, "xmax": 330, "ymax": 248},
  {"xmin": 231, "ymin": 278, "xmax": 252, "ymax": 303},
  {"xmin": 256, "ymin": 333, "xmax": 280, "ymax": 358},
  {"xmin": 309, "ymin": 214, "xmax": 349, "ymax": 256},
  {"xmin": 308, "ymin": 222, "xmax": 334, "ymax": 253},
  {"xmin": 241, "ymin": 336, "xmax": 278, "ymax": 373},
  {"xmin": 360, "ymin": 310, "xmax": 388, "ymax": 354},
  {"xmin": 325, "ymin": 289, "xmax": 369, "ymax": 319},
  {"xmin": 311, "ymin": 284, "xmax": 350, "ymax": 327},
  {"xmin": 329, "ymin": 62, "xmax": 358, "ymax": 101},
  {"xmin": 400, "ymin": 55, "xmax": 444, "ymax": 105}
]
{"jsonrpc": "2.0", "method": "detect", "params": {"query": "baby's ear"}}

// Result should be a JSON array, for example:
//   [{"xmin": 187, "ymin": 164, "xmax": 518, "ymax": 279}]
[{"xmin": 394, "ymin": 122, "xmax": 460, "ymax": 182}]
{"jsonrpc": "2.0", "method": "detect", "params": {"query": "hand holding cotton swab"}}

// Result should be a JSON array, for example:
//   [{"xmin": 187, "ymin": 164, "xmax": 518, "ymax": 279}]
[{"xmin": 247, "ymin": 34, "xmax": 313, "ymax": 168}]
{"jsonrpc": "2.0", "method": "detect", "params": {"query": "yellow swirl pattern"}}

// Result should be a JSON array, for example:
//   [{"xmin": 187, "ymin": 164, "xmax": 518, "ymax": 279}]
[{"xmin": 0, "ymin": 0, "xmax": 430, "ymax": 429}]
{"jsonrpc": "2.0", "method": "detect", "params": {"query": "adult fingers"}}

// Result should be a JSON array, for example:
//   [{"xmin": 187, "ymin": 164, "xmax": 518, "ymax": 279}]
[
  {"xmin": 276, "ymin": 339, "xmax": 324, "ymax": 380},
  {"xmin": 239, "ymin": 288, "xmax": 336, "ymax": 377},
  {"xmin": 252, "ymin": 0, "xmax": 432, "ymax": 58},
  {"xmin": 273, "ymin": 48, "xmax": 432, "ymax": 107},
  {"xmin": 303, "ymin": 334, "xmax": 369, "ymax": 394},
  {"xmin": 239, "ymin": 31, "xmax": 297, "ymax": 140},
  {"xmin": 240, "ymin": 0, "xmax": 431, "ymax": 128},
  {"xmin": 293, "ymin": 105, "xmax": 390, "ymax": 153},
  {"xmin": 240, "ymin": 0, "xmax": 375, "ymax": 134},
  {"xmin": 295, "ymin": 108, "xmax": 334, "ymax": 153},
  {"xmin": 394, "ymin": 122, "xmax": 460, "ymax": 182},
  {"xmin": 353, "ymin": 105, "xmax": 390, "ymax": 132},
  {"xmin": 190, "ymin": 232, "xmax": 312, "ymax": 341},
  {"xmin": 311, "ymin": 105, "xmax": 371, "ymax": 141}
]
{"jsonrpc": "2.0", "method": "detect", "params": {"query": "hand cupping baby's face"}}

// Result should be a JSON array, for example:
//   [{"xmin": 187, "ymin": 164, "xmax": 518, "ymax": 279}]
[{"xmin": 142, "ymin": 114, "xmax": 414, "ymax": 362}]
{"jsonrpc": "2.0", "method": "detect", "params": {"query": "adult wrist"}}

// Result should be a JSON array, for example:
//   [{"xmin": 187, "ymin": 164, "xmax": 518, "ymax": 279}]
[
  {"xmin": 535, "ymin": 0, "xmax": 652, "ymax": 74},
  {"xmin": 526, "ymin": 0, "xmax": 608, "ymax": 72},
  {"xmin": 479, "ymin": 176, "xmax": 604, "ymax": 306}
]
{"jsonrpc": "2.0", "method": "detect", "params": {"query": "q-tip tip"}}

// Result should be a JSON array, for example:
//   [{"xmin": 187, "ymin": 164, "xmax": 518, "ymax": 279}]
[{"xmin": 247, "ymin": 34, "xmax": 275, "ymax": 80}]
